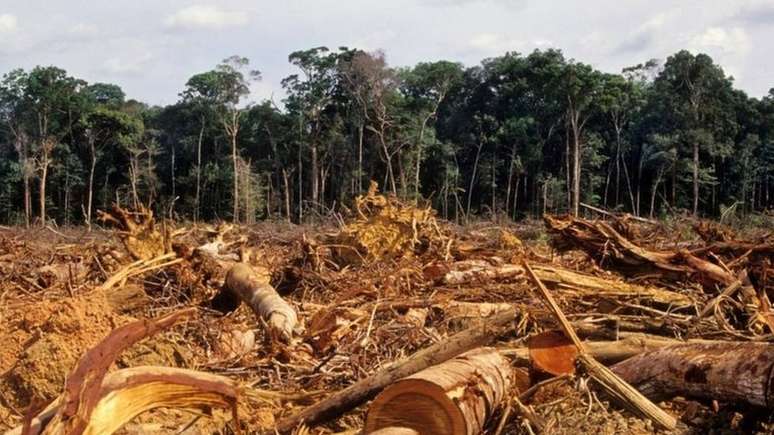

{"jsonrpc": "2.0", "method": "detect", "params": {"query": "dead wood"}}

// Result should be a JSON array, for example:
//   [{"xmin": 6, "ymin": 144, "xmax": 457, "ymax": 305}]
[
  {"xmin": 275, "ymin": 308, "xmax": 519, "ymax": 432},
  {"xmin": 97, "ymin": 205, "xmax": 170, "ymax": 261},
  {"xmin": 612, "ymin": 342, "xmax": 774, "ymax": 408},
  {"xmin": 224, "ymin": 263, "xmax": 298, "ymax": 342},
  {"xmin": 433, "ymin": 260, "xmax": 691, "ymax": 306},
  {"xmin": 365, "ymin": 347, "xmax": 514, "ymax": 435},
  {"xmin": 36, "ymin": 309, "xmax": 196, "ymax": 435},
  {"xmin": 522, "ymin": 260, "xmax": 677, "ymax": 430},
  {"xmin": 368, "ymin": 428, "xmax": 420, "ymax": 435},
  {"xmin": 13, "ymin": 366, "xmax": 241, "ymax": 435},
  {"xmin": 544, "ymin": 214, "xmax": 733, "ymax": 287}
]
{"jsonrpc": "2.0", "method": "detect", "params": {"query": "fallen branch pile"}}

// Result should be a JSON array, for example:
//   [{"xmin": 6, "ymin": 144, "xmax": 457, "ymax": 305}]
[{"xmin": 3, "ymin": 194, "xmax": 774, "ymax": 434}]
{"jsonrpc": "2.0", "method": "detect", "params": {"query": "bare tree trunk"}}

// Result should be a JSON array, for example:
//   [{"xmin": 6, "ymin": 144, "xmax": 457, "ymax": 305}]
[
  {"xmin": 615, "ymin": 125, "xmax": 622, "ymax": 207},
  {"xmin": 231, "ymin": 133, "xmax": 239, "ymax": 223},
  {"xmin": 23, "ymin": 169, "xmax": 31, "ymax": 228},
  {"xmin": 39, "ymin": 149, "xmax": 50, "ymax": 225},
  {"xmin": 692, "ymin": 142, "xmax": 699, "ymax": 216},
  {"xmin": 282, "ymin": 168, "xmax": 291, "ymax": 224},
  {"xmin": 505, "ymin": 146, "xmax": 516, "ymax": 216},
  {"xmin": 466, "ymin": 140, "xmax": 484, "ymax": 218},
  {"xmin": 358, "ymin": 124, "xmax": 364, "ymax": 193},
  {"xmin": 649, "ymin": 170, "xmax": 665, "ymax": 218},
  {"xmin": 311, "ymin": 140, "xmax": 319, "ymax": 213},
  {"xmin": 565, "ymin": 130, "xmax": 571, "ymax": 211},
  {"xmin": 87, "ymin": 148, "xmax": 96, "ymax": 230},
  {"xmin": 194, "ymin": 120, "xmax": 204, "ymax": 223},
  {"xmin": 414, "ymin": 114, "xmax": 431, "ymax": 199}
]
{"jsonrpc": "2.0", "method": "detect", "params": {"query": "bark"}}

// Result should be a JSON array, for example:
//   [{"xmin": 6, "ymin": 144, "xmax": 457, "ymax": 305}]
[
  {"xmin": 194, "ymin": 118, "xmax": 204, "ymax": 223},
  {"xmin": 230, "ymin": 115, "xmax": 240, "ymax": 223},
  {"xmin": 432, "ymin": 261, "xmax": 691, "ymax": 306},
  {"xmin": 612, "ymin": 342, "xmax": 774, "ymax": 408},
  {"xmin": 282, "ymin": 168, "xmax": 292, "ymax": 224},
  {"xmin": 466, "ymin": 139, "xmax": 484, "ymax": 218},
  {"xmin": 224, "ymin": 263, "xmax": 298, "ymax": 342},
  {"xmin": 358, "ymin": 123, "xmax": 364, "ymax": 194},
  {"xmin": 365, "ymin": 347, "xmax": 513, "ymax": 435},
  {"xmin": 39, "ymin": 155, "xmax": 48, "ymax": 225},
  {"xmin": 35, "ymin": 309, "xmax": 196, "ymax": 435},
  {"xmin": 86, "ymin": 139, "xmax": 96, "ymax": 230},
  {"xmin": 693, "ymin": 141, "xmax": 699, "ymax": 216},
  {"xmin": 544, "ymin": 214, "xmax": 735, "ymax": 288},
  {"xmin": 16, "ymin": 366, "xmax": 241, "ymax": 435},
  {"xmin": 276, "ymin": 308, "xmax": 518, "ymax": 432}
]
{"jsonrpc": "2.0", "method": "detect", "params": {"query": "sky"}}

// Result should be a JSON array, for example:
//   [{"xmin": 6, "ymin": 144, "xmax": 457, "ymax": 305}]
[{"xmin": 0, "ymin": 0, "xmax": 772, "ymax": 105}]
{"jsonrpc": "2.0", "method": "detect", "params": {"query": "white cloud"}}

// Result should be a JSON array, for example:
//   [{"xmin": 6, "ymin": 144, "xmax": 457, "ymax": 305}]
[
  {"xmin": 102, "ymin": 52, "xmax": 154, "ymax": 76},
  {"xmin": 0, "ymin": 13, "xmax": 18, "ymax": 33},
  {"xmin": 468, "ymin": 33, "xmax": 551, "ymax": 55},
  {"xmin": 690, "ymin": 27, "xmax": 750, "ymax": 54},
  {"xmin": 68, "ymin": 23, "xmax": 99, "ymax": 37},
  {"xmin": 164, "ymin": 5, "xmax": 248, "ymax": 30}
]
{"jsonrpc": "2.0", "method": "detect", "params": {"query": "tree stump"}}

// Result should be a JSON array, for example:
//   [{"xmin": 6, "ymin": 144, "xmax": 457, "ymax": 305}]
[{"xmin": 365, "ymin": 347, "xmax": 513, "ymax": 435}]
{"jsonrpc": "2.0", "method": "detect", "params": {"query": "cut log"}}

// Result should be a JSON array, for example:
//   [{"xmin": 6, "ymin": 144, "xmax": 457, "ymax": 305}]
[
  {"xmin": 276, "ymin": 308, "xmax": 519, "ymax": 432},
  {"xmin": 528, "ymin": 331, "xmax": 578, "ymax": 375},
  {"xmin": 368, "ymin": 427, "xmax": 419, "ymax": 435},
  {"xmin": 365, "ymin": 347, "xmax": 513, "ymax": 435},
  {"xmin": 224, "ymin": 263, "xmax": 298, "ymax": 342},
  {"xmin": 612, "ymin": 342, "xmax": 774, "ymax": 408}
]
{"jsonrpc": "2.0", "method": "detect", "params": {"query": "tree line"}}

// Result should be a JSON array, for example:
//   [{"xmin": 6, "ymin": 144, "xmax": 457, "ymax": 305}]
[{"xmin": 1, "ymin": 47, "xmax": 773, "ymax": 226}]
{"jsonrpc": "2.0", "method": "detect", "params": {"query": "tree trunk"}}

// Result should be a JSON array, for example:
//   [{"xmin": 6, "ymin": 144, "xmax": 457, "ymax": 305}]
[
  {"xmin": 466, "ymin": 140, "xmax": 484, "ymax": 219},
  {"xmin": 692, "ymin": 141, "xmax": 699, "ymax": 216},
  {"xmin": 414, "ymin": 114, "xmax": 431, "ymax": 200},
  {"xmin": 358, "ymin": 123, "xmax": 364, "ymax": 194},
  {"xmin": 86, "ymin": 144, "xmax": 96, "ymax": 230},
  {"xmin": 231, "ymin": 127, "xmax": 239, "ymax": 223},
  {"xmin": 612, "ymin": 342, "xmax": 774, "ymax": 408},
  {"xmin": 282, "ymin": 168, "xmax": 291, "ymax": 224},
  {"xmin": 311, "ymin": 140, "xmax": 319, "ymax": 212},
  {"xmin": 615, "ymin": 125, "xmax": 622, "ymax": 207},
  {"xmin": 225, "ymin": 263, "xmax": 298, "ymax": 342},
  {"xmin": 195, "ymin": 120, "xmax": 204, "ymax": 223},
  {"xmin": 39, "ymin": 152, "xmax": 49, "ymax": 225},
  {"xmin": 505, "ymin": 146, "xmax": 516, "ymax": 216},
  {"xmin": 365, "ymin": 347, "xmax": 513, "ymax": 435}
]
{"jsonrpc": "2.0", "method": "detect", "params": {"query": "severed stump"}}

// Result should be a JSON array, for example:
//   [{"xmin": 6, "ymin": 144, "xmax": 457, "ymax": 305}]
[
  {"xmin": 365, "ymin": 347, "xmax": 513, "ymax": 435},
  {"xmin": 612, "ymin": 342, "xmax": 774, "ymax": 407}
]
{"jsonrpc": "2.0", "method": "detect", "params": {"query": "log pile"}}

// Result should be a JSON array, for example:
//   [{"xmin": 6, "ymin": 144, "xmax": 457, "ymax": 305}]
[{"xmin": 3, "ymin": 197, "xmax": 774, "ymax": 434}]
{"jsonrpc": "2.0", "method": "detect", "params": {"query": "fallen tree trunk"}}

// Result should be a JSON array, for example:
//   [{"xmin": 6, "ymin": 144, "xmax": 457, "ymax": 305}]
[
  {"xmin": 544, "ymin": 214, "xmax": 733, "ymax": 287},
  {"xmin": 275, "ymin": 308, "xmax": 519, "ymax": 432},
  {"xmin": 433, "ymin": 261, "xmax": 691, "ymax": 306},
  {"xmin": 365, "ymin": 347, "xmax": 514, "ymax": 435},
  {"xmin": 224, "ymin": 263, "xmax": 298, "ymax": 342},
  {"xmin": 612, "ymin": 342, "xmax": 774, "ymax": 407}
]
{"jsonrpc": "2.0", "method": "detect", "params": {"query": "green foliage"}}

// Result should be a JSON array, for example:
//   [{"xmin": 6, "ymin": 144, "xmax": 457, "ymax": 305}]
[{"xmin": 0, "ymin": 47, "xmax": 772, "ymax": 225}]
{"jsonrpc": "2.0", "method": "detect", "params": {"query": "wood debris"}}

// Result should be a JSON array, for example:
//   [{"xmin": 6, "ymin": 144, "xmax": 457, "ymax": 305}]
[{"xmin": 3, "ymin": 199, "xmax": 774, "ymax": 434}]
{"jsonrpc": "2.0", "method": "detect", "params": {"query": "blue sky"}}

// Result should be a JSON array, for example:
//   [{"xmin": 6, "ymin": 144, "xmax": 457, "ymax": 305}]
[{"xmin": 1, "ymin": 0, "xmax": 772, "ymax": 105}]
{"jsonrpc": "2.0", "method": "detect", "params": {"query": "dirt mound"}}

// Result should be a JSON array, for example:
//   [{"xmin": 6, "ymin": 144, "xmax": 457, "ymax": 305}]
[{"xmin": 0, "ymin": 293, "xmax": 128, "ymax": 408}]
